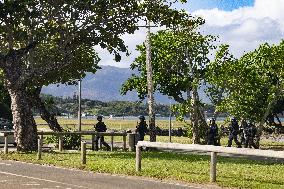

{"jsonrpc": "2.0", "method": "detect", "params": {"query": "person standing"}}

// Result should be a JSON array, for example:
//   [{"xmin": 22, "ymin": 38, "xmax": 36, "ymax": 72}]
[
  {"xmin": 227, "ymin": 117, "xmax": 242, "ymax": 148},
  {"xmin": 136, "ymin": 115, "xmax": 148, "ymax": 141},
  {"xmin": 240, "ymin": 119, "xmax": 248, "ymax": 145},
  {"xmin": 244, "ymin": 121, "xmax": 258, "ymax": 149},
  {"xmin": 207, "ymin": 118, "xmax": 219, "ymax": 146},
  {"xmin": 94, "ymin": 115, "xmax": 110, "ymax": 151}
]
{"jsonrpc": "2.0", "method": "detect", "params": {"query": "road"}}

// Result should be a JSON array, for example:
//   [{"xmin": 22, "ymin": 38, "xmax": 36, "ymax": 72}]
[{"xmin": 0, "ymin": 160, "xmax": 216, "ymax": 189}]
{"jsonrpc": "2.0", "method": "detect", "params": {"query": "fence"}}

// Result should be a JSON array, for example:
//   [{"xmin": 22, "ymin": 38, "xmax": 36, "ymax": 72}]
[
  {"xmin": 1, "ymin": 131, "xmax": 128, "ymax": 154},
  {"xmin": 135, "ymin": 141, "xmax": 284, "ymax": 182}
]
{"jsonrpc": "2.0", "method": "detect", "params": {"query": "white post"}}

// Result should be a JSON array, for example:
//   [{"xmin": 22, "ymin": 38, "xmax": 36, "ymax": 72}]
[
  {"xmin": 4, "ymin": 135, "xmax": 8, "ymax": 154},
  {"xmin": 136, "ymin": 145, "xmax": 142, "ymax": 172},
  {"xmin": 59, "ymin": 135, "xmax": 63, "ymax": 152},
  {"xmin": 210, "ymin": 152, "xmax": 217, "ymax": 182},
  {"xmin": 37, "ymin": 138, "xmax": 42, "ymax": 160},
  {"xmin": 110, "ymin": 133, "xmax": 114, "ymax": 151},
  {"xmin": 78, "ymin": 79, "xmax": 82, "ymax": 131},
  {"xmin": 81, "ymin": 141, "xmax": 86, "ymax": 164}
]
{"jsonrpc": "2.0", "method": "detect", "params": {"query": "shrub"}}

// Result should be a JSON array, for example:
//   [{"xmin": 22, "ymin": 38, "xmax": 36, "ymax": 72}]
[{"xmin": 45, "ymin": 128, "xmax": 81, "ymax": 150}]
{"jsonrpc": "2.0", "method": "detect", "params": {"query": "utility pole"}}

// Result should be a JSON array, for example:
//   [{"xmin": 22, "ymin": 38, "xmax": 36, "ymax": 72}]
[
  {"xmin": 145, "ymin": 19, "xmax": 156, "ymax": 142},
  {"xmin": 169, "ymin": 98, "xmax": 172, "ymax": 142},
  {"xmin": 78, "ymin": 79, "xmax": 82, "ymax": 131}
]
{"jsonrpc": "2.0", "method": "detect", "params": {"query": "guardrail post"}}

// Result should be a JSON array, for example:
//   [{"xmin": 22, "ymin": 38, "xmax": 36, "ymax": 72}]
[
  {"xmin": 91, "ymin": 135, "xmax": 95, "ymax": 151},
  {"xmin": 136, "ymin": 145, "xmax": 141, "ymax": 171},
  {"xmin": 110, "ymin": 132, "xmax": 114, "ymax": 151},
  {"xmin": 123, "ymin": 132, "xmax": 126, "ymax": 151},
  {"xmin": 99, "ymin": 134, "xmax": 102, "ymax": 149},
  {"xmin": 81, "ymin": 141, "xmax": 86, "ymax": 164},
  {"xmin": 59, "ymin": 135, "xmax": 63, "ymax": 152},
  {"xmin": 4, "ymin": 135, "xmax": 8, "ymax": 154},
  {"xmin": 128, "ymin": 133, "xmax": 136, "ymax": 152},
  {"xmin": 37, "ymin": 137, "xmax": 42, "ymax": 160},
  {"xmin": 210, "ymin": 152, "xmax": 217, "ymax": 182}
]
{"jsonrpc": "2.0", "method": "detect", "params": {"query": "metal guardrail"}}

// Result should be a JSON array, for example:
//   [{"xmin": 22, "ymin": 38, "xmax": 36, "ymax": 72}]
[{"xmin": 135, "ymin": 141, "xmax": 284, "ymax": 182}]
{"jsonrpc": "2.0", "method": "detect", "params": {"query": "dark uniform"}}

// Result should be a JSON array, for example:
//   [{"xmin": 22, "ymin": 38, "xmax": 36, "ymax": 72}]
[
  {"xmin": 244, "ymin": 122, "xmax": 258, "ymax": 149},
  {"xmin": 94, "ymin": 116, "xmax": 110, "ymax": 151},
  {"xmin": 136, "ymin": 116, "xmax": 148, "ymax": 141},
  {"xmin": 227, "ymin": 117, "xmax": 242, "ymax": 148},
  {"xmin": 240, "ymin": 119, "xmax": 248, "ymax": 145},
  {"xmin": 207, "ymin": 118, "xmax": 219, "ymax": 146}
]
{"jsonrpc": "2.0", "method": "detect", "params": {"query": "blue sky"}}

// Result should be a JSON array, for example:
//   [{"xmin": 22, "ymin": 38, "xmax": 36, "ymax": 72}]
[
  {"xmin": 176, "ymin": 0, "xmax": 255, "ymax": 11},
  {"xmin": 97, "ymin": 0, "xmax": 284, "ymax": 67}
]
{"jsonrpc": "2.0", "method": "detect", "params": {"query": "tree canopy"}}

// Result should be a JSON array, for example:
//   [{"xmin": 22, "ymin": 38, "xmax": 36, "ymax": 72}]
[{"xmin": 206, "ymin": 42, "xmax": 284, "ymax": 124}]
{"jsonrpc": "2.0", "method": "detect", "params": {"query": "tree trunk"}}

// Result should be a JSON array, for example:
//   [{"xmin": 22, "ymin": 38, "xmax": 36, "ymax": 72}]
[
  {"xmin": 30, "ymin": 87, "xmax": 63, "ymax": 132},
  {"xmin": 256, "ymin": 84, "xmax": 283, "ymax": 146},
  {"xmin": 145, "ymin": 20, "xmax": 156, "ymax": 142},
  {"xmin": 191, "ymin": 88, "xmax": 200, "ymax": 144},
  {"xmin": 8, "ymin": 87, "xmax": 38, "ymax": 151},
  {"xmin": 185, "ymin": 48, "xmax": 203, "ymax": 144}
]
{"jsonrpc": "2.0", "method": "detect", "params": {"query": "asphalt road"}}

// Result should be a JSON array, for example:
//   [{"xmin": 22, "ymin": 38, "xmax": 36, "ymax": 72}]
[{"xmin": 0, "ymin": 160, "xmax": 214, "ymax": 189}]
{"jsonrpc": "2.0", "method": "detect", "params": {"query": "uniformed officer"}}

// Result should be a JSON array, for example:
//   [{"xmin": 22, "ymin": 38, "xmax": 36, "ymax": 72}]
[
  {"xmin": 136, "ymin": 115, "xmax": 148, "ymax": 141},
  {"xmin": 227, "ymin": 117, "xmax": 242, "ymax": 148},
  {"xmin": 240, "ymin": 119, "xmax": 248, "ymax": 145},
  {"xmin": 244, "ymin": 121, "xmax": 258, "ymax": 149},
  {"xmin": 94, "ymin": 115, "xmax": 110, "ymax": 151},
  {"xmin": 207, "ymin": 118, "xmax": 219, "ymax": 146}
]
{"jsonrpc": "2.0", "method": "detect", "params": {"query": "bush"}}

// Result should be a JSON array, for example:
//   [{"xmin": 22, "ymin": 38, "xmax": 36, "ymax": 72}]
[{"xmin": 45, "ymin": 128, "xmax": 81, "ymax": 150}]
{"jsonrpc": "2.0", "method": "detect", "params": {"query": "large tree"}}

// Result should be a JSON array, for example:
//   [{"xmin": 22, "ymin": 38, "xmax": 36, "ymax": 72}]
[
  {"xmin": 121, "ymin": 24, "xmax": 216, "ymax": 144},
  {"xmin": 207, "ymin": 42, "xmax": 284, "ymax": 142},
  {"xmin": 0, "ymin": 0, "xmax": 192, "ymax": 151}
]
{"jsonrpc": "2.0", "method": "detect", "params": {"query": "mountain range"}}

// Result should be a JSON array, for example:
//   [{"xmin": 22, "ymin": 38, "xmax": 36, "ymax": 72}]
[{"xmin": 42, "ymin": 66, "xmax": 210, "ymax": 104}]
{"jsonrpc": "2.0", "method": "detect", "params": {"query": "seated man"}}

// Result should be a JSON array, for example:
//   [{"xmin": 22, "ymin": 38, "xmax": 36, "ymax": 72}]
[{"xmin": 94, "ymin": 115, "xmax": 110, "ymax": 151}]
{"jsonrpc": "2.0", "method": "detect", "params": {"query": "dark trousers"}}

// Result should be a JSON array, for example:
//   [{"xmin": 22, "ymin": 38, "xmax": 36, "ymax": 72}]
[
  {"xmin": 94, "ymin": 136, "xmax": 110, "ymax": 151},
  {"xmin": 207, "ymin": 135, "xmax": 219, "ymax": 146},
  {"xmin": 137, "ymin": 133, "xmax": 145, "ymax": 141},
  {"xmin": 245, "ymin": 137, "xmax": 258, "ymax": 149},
  {"xmin": 228, "ymin": 134, "xmax": 241, "ymax": 147}
]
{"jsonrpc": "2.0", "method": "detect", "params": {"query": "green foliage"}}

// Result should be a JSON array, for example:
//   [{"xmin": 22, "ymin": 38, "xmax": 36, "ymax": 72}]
[
  {"xmin": 121, "ymin": 28, "xmax": 216, "ymax": 103},
  {"xmin": 206, "ymin": 42, "xmax": 284, "ymax": 123},
  {"xmin": 45, "ymin": 128, "xmax": 81, "ymax": 150}
]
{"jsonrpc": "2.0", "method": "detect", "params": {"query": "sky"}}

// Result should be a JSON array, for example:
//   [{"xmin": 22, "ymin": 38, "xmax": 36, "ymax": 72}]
[{"xmin": 97, "ymin": 0, "xmax": 284, "ymax": 68}]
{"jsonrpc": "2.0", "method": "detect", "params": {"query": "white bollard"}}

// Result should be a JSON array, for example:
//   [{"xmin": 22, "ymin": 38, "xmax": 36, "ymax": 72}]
[
  {"xmin": 81, "ymin": 141, "xmax": 86, "ymax": 164},
  {"xmin": 210, "ymin": 152, "xmax": 217, "ymax": 182}
]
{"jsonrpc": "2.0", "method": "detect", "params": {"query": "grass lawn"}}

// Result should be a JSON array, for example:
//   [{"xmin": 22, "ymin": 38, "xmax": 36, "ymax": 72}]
[
  {"xmin": 1, "ymin": 150, "xmax": 284, "ymax": 189},
  {"xmin": 35, "ymin": 117, "xmax": 187, "ymax": 131}
]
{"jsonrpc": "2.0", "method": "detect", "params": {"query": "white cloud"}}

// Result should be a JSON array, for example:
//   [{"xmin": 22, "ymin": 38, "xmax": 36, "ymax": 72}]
[
  {"xmin": 97, "ymin": 0, "xmax": 284, "ymax": 67},
  {"xmin": 194, "ymin": 0, "xmax": 284, "ymax": 57},
  {"xmin": 95, "ymin": 28, "xmax": 147, "ymax": 68},
  {"xmin": 96, "ymin": 22, "xmax": 162, "ymax": 68}
]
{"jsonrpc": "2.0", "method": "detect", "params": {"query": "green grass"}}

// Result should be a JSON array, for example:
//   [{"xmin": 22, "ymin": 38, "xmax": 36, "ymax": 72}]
[
  {"xmin": 35, "ymin": 117, "xmax": 187, "ymax": 131},
  {"xmin": 1, "ymin": 150, "xmax": 284, "ymax": 189}
]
